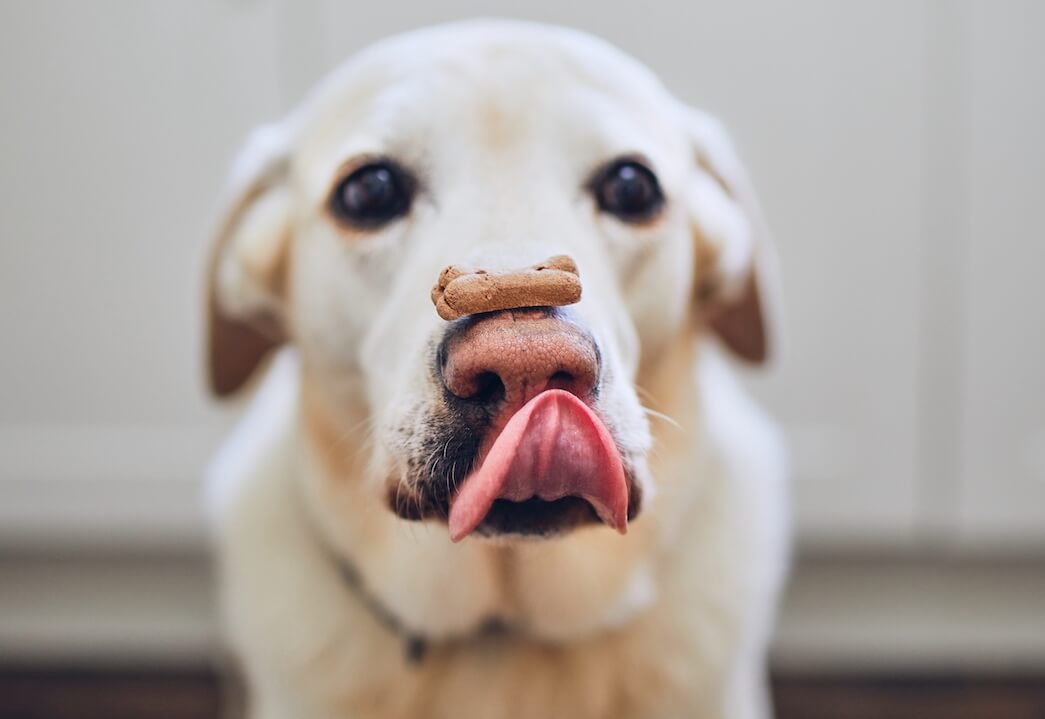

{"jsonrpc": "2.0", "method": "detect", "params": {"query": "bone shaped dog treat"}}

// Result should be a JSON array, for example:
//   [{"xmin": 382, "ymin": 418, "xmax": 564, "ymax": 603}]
[{"xmin": 431, "ymin": 255, "xmax": 582, "ymax": 321}]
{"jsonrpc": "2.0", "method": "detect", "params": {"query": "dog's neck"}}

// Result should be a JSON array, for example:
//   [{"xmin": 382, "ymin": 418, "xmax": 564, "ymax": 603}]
[{"xmin": 319, "ymin": 529, "xmax": 518, "ymax": 665}]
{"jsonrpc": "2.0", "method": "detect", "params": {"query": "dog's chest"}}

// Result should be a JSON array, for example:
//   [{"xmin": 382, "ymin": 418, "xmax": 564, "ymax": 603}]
[{"xmin": 314, "ymin": 617, "xmax": 710, "ymax": 719}]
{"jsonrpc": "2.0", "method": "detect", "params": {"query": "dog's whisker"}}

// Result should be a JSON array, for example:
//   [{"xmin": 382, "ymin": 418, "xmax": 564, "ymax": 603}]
[
  {"xmin": 446, "ymin": 458, "xmax": 458, "ymax": 519},
  {"xmin": 393, "ymin": 473, "xmax": 407, "ymax": 518},
  {"xmin": 642, "ymin": 406, "xmax": 681, "ymax": 429},
  {"xmin": 633, "ymin": 384, "xmax": 657, "ymax": 403}
]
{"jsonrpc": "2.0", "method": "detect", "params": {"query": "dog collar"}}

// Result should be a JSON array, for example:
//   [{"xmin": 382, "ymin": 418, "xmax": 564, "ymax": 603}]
[
  {"xmin": 301, "ymin": 480, "xmax": 515, "ymax": 665},
  {"xmin": 331, "ymin": 547, "xmax": 516, "ymax": 666},
  {"xmin": 334, "ymin": 557, "xmax": 432, "ymax": 664}
]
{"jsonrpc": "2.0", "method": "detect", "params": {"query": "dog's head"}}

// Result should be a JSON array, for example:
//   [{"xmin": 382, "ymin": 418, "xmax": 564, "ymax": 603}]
[{"xmin": 207, "ymin": 21, "xmax": 775, "ymax": 546}]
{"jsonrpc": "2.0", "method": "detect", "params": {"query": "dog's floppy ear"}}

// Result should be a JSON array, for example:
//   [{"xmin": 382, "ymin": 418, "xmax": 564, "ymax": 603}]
[
  {"xmin": 206, "ymin": 124, "xmax": 293, "ymax": 397},
  {"xmin": 682, "ymin": 107, "xmax": 781, "ymax": 364}
]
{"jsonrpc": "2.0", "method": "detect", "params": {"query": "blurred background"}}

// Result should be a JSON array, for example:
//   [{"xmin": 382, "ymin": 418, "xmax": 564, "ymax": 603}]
[{"xmin": 1, "ymin": 1, "xmax": 1043, "ymax": 716}]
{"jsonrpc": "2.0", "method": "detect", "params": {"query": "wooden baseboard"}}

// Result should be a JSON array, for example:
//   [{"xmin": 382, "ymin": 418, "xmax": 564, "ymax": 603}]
[{"xmin": 1, "ymin": 665, "xmax": 1043, "ymax": 719}]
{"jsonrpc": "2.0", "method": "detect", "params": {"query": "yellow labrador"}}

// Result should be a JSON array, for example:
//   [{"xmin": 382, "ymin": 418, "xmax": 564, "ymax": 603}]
[{"xmin": 206, "ymin": 19, "xmax": 788, "ymax": 719}]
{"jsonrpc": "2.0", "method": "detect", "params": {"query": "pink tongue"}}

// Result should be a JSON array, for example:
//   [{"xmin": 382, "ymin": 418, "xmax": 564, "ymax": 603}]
[{"xmin": 448, "ymin": 389, "xmax": 628, "ymax": 542}]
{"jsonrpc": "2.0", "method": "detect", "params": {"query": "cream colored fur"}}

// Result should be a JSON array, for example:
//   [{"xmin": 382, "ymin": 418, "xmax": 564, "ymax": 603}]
[{"xmin": 206, "ymin": 20, "xmax": 789, "ymax": 719}]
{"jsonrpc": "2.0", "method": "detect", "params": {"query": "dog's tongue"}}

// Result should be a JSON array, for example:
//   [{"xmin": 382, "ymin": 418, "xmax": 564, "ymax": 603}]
[{"xmin": 448, "ymin": 389, "xmax": 628, "ymax": 542}]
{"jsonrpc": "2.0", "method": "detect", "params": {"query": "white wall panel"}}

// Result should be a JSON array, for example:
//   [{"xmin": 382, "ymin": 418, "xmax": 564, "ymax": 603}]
[
  {"xmin": 956, "ymin": 0, "xmax": 1045, "ymax": 546},
  {"xmin": 0, "ymin": 1, "xmax": 287, "ymax": 546}
]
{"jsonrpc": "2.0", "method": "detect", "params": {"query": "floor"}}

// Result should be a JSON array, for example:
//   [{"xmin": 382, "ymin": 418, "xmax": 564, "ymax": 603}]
[{"xmin": 2, "ymin": 667, "xmax": 1045, "ymax": 719}]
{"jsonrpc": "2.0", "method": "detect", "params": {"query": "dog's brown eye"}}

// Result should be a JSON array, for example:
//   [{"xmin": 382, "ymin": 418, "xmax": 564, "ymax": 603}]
[
  {"xmin": 330, "ymin": 162, "xmax": 413, "ymax": 229},
  {"xmin": 594, "ymin": 160, "xmax": 664, "ymax": 222}
]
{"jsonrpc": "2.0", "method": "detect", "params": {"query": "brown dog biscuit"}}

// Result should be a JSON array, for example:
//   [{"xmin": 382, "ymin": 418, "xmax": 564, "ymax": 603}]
[{"xmin": 431, "ymin": 255, "xmax": 581, "ymax": 320}]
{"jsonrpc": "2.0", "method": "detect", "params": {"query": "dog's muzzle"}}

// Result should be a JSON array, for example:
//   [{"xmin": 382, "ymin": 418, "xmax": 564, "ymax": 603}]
[{"xmin": 405, "ymin": 307, "xmax": 634, "ymax": 540}]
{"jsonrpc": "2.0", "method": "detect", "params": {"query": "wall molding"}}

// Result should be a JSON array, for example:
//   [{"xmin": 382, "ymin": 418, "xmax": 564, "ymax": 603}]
[
  {"xmin": 2, "ymin": 553, "xmax": 1043, "ymax": 672},
  {"xmin": 0, "ymin": 425, "xmax": 218, "ymax": 550}
]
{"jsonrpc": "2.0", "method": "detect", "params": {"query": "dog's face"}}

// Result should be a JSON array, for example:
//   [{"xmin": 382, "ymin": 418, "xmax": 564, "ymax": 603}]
[{"xmin": 208, "ymin": 22, "xmax": 773, "ymax": 545}]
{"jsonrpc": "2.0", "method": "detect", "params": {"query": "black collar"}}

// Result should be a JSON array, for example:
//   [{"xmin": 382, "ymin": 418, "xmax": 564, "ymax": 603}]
[
  {"xmin": 335, "ymin": 557, "xmax": 432, "ymax": 664},
  {"xmin": 330, "ymin": 547, "xmax": 518, "ymax": 666},
  {"xmin": 304, "ymin": 485, "xmax": 518, "ymax": 665}
]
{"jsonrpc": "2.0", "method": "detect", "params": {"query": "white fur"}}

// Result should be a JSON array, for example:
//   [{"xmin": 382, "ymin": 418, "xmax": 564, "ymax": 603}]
[{"xmin": 207, "ymin": 20, "xmax": 788, "ymax": 719}]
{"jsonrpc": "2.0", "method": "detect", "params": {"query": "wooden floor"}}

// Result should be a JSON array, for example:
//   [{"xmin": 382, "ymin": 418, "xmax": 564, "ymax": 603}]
[
  {"xmin": 2, "ymin": 667, "xmax": 1044, "ymax": 719},
  {"xmin": 773, "ymin": 675, "xmax": 1045, "ymax": 719}
]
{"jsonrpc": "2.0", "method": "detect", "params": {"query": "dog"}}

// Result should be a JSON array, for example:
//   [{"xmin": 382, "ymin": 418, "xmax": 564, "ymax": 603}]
[{"xmin": 205, "ymin": 19, "xmax": 788, "ymax": 719}]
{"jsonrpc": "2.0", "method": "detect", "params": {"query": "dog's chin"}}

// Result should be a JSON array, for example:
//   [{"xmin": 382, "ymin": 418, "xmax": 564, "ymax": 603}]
[
  {"xmin": 385, "ymin": 478, "xmax": 642, "ymax": 541},
  {"xmin": 473, "ymin": 497, "xmax": 601, "ymax": 539}
]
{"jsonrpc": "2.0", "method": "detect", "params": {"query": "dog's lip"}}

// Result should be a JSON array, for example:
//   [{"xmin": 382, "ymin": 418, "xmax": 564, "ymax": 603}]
[{"xmin": 447, "ymin": 389, "xmax": 629, "ymax": 542}]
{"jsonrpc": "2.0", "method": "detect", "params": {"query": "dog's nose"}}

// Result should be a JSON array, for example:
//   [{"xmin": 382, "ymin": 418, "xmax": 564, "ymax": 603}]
[{"xmin": 440, "ymin": 309, "xmax": 600, "ymax": 409}]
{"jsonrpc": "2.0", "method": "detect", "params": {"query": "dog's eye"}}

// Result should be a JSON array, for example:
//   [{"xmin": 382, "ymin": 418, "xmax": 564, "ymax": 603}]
[
  {"xmin": 594, "ymin": 159, "xmax": 664, "ymax": 222},
  {"xmin": 329, "ymin": 162, "xmax": 413, "ymax": 229}
]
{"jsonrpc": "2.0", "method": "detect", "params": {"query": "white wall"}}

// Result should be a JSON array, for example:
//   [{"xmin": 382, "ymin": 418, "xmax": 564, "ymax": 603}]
[{"xmin": 1, "ymin": 0, "xmax": 1043, "ymax": 553}]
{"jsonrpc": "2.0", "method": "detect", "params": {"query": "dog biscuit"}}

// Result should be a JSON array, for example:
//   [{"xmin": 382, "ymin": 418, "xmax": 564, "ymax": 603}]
[{"xmin": 431, "ymin": 255, "xmax": 581, "ymax": 320}]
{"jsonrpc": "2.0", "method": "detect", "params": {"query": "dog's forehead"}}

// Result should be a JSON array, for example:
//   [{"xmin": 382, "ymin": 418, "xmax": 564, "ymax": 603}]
[
  {"xmin": 310, "ymin": 20, "xmax": 668, "ymax": 113},
  {"xmin": 290, "ymin": 21, "xmax": 684, "ymax": 186}
]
